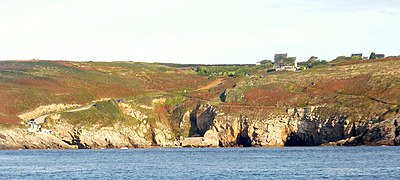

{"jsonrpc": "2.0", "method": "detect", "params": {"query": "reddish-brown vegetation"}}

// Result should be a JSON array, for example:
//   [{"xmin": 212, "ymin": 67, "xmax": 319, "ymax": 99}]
[
  {"xmin": 314, "ymin": 75, "xmax": 371, "ymax": 95},
  {"xmin": 1, "ymin": 58, "xmax": 400, "ymax": 125},
  {"xmin": 0, "ymin": 61, "xmax": 214, "ymax": 124},
  {"xmin": 244, "ymin": 85, "xmax": 292, "ymax": 105}
]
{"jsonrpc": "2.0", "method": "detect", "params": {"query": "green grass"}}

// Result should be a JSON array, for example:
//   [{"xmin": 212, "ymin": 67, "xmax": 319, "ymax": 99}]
[
  {"xmin": 61, "ymin": 100, "xmax": 134, "ymax": 127},
  {"xmin": 2, "ymin": 59, "xmax": 400, "ymax": 126},
  {"xmin": 165, "ymin": 94, "xmax": 184, "ymax": 106},
  {"xmin": 0, "ymin": 60, "xmax": 214, "ymax": 124},
  {"xmin": 195, "ymin": 65, "xmax": 270, "ymax": 77}
]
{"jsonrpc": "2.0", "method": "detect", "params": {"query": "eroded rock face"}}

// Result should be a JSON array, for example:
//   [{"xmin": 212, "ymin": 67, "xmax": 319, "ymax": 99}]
[
  {"xmin": 152, "ymin": 122, "xmax": 179, "ymax": 147},
  {"xmin": 119, "ymin": 103, "xmax": 148, "ymax": 121},
  {"xmin": 51, "ymin": 122, "xmax": 153, "ymax": 149},
  {"xmin": 189, "ymin": 104, "xmax": 217, "ymax": 137},
  {"xmin": 328, "ymin": 113, "xmax": 400, "ymax": 146},
  {"xmin": 0, "ymin": 128, "xmax": 73, "ymax": 150},
  {"xmin": 204, "ymin": 114, "xmax": 290, "ymax": 147},
  {"xmin": 187, "ymin": 105, "xmax": 400, "ymax": 147},
  {"xmin": 2, "ymin": 102, "xmax": 399, "ymax": 149}
]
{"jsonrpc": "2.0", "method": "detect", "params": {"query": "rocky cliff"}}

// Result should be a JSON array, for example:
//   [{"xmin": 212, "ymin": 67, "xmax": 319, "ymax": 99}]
[
  {"xmin": 183, "ymin": 104, "xmax": 400, "ymax": 147},
  {"xmin": 1, "ymin": 59, "xmax": 400, "ymax": 149},
  {"xmin": 1, "ymin": 101, "xmax": 399, "ymax": 149}
]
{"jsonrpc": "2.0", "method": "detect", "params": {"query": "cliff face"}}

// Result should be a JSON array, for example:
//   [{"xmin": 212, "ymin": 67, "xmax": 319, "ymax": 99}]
[
  {"xmin": 0, "ymin": 128, "xmax": 72, "ymax": 150},
  {"xmin": 1, "ymin": 59, "xmax": 400, "ymax": 149},
  {"xmin": 0, "ymin": 100, "xmax": 180, "ymax": 149},
  {"xmin": 189, "ymin": 105, "xmax": 400, "ymax": 147},
  {"xmin": 1, "ymin": 102, "xmax": 399, "ymax": 149}
]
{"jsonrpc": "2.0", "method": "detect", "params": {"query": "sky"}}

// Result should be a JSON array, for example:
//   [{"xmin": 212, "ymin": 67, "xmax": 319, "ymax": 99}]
[{"xmin": 0, "ymin": 0, "xmax": 399, "ymax": 64}]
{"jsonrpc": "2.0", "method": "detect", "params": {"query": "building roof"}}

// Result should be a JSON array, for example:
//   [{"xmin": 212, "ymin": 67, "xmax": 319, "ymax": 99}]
[
  {"xmin": 34, "ymin": 115, "xmax": 47, "ymax": 124},
  {"xmin": 351, "ymin": 53, "xmax": 363, "ymax": 57}
]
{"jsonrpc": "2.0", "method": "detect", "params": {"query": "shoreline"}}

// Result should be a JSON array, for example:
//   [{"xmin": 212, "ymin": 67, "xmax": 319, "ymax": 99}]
[{"xmin": 1, "ymin": 144, "xmax": 396, "ymax": 151}]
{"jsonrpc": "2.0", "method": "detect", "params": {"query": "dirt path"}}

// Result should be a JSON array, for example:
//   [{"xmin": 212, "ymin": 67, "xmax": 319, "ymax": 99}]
[
  {"xmin": 66, "ymin": 104, "xmax": 95, "ymax": 113},
  {"xmin": 196, "ymin": 78, "xmax": 224, "ymax": 91}
]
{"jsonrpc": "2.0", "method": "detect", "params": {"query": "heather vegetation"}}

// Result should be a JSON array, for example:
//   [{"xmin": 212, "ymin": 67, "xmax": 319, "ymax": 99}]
[
  {"xmin": 1, "ymin": 58, "xmax": 400, "ymax": 126},
  {"xmin": 222, "ymin": 57, "xmax": 400, "ymax": 119},
  {"xmin": 1, "ymin": 57, "xmax": 400, "ymax": 150},
  {"xmin": 0, "ymin": 61, "xmax": 212, "ymax": 124}
]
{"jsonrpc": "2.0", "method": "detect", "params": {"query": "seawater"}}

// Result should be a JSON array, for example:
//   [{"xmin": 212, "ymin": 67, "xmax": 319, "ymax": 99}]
[{"xmin": 0, "ymin": 146, "xmax": 399, "ymax": 179}]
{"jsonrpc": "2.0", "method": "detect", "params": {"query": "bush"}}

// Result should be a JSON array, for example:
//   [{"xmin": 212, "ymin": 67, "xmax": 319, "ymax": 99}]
[
  {"xmin": 310, "ymin": 60, "xmax": 328, "ymax": 67},
  {"xmin": 166, "ymin": 94, "xmax": 184, "ymax": 106},
  {"xmin": 195, "ymin": 66, "xmax": 255, "ymax": 77},
  {"xmin": 369, "ymin": 52, "xmax": 377, "ymax": 60}
]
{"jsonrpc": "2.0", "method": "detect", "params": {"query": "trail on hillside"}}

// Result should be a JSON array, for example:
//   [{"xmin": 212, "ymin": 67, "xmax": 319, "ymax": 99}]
[
  {"xmin": 66, "ymin": 104, "xmax": 95, "ymax": 113},
  {"xmin": 196, "ymin": 78, "xmax": 224, "ymax": 91}
]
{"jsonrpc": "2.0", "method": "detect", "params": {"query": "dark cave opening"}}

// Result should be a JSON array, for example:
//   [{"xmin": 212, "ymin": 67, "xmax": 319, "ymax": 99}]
[
  {"xmin": 188, "ymin": 106, "xmax": 216, "ymax": 137},
  {"xmin": 285, "ymin": 133, "xmax": 316, "ymax": 146},
  {"xmin": 219, "ymin": 90, "xmax": 227, "ymax": 102},
  {"xmin": 237, "ymin": 134, "xmax": 252, "ymax": 147},
  {"xmin": 188, "ymin": 111, "xmax": 199, "ymax": 137}
]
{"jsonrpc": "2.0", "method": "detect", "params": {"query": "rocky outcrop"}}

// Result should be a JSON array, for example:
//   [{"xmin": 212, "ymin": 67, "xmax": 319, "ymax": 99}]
[
  {"xmin": 183, "ymin": 104, "xmax": 400, "ymax": 147},
  {"xmin": 325, "ymin": 112, "xmax": 400, "ymax": 146},
  {"xmin": 119, "ymin": 103, "xmax": 148, "ymax": 121},
  {"xmin": 204, "ymin": 114, "xmax": 290, "ymax": 147},
  {"xmin": 181, "ymin": 130, "xmax": 219, "ymax": 147},
  {"xmin": 50, "ymin": 117, "xmax": 154, "ymax": 149},
  {"xmin": 189, "ymin": 104, "xmax": 217, "ymax": 137},
  {"xmin": 0, "ymin": 127, "xmax": 73, "ymax": 150},
  {"xmin": 152, "ymin": 122, "xmax": 179, "ymax": 147},
  {"xmin": 2, "ymin": 102, "xmax": 399, "ymax": 149}
]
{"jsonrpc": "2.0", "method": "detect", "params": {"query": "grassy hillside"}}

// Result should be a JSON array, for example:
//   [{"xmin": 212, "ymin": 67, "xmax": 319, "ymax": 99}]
[
  {"xmin": 221, "ymin": 58, "xmax": 400, "ymax": 119},
  {"xmin": 59, "ymin": 100, "xmax": 131, "ymax": 127},
  {"xmin": 0, "ymin": 61, "xmax": 213, "ymax": 124},
  {"xmin": 1, "ymin": 58, "xmax": 400, "ymax": 125}
]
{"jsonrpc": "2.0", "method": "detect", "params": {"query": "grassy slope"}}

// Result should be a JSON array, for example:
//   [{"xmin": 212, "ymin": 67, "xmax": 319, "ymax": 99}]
[
  {"xmin": 0, "ymin": 61, "xmax": 212, "ymax": 124},
  {"xmin": 221, "ymin": 58, "xmax": 400, "ymax": 120},
  {"xmin": 58, "ymin": 100, "xmax": 134, "ymax": 127},
  {"xmin": 1, "ymin": 58, "xmax": 400, "ymax": 125}
]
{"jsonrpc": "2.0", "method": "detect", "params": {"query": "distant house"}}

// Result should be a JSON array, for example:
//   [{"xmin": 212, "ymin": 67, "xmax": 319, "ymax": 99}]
[
  {"xmin": 368, "ymin": 52, "xmax": 385, "ymax": 60},
  {"xmin": 274, "ymin": 53, "xmax": 297, "ymax": 71},
  {"xmin": 351, "ymin": 53, "xmax": 362, "ymax": 57},
  {"xmin": 27, "ymin": 115, "xmax": 47, "ymax": 132},
  {"xmin": 376, "ymin": 54, "xmax": 385, "ymax": 59},
  {"xmin": 351, "ymin": 53, "xmax": 363, "ymax": 59},
  {"xmin": 28, "ymin": 120, "xmax": 41, "ymax": 132}
]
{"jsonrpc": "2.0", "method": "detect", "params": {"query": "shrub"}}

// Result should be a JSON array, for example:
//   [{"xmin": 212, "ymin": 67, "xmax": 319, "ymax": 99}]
[
  {"xmin": 369, "ymin": 52, "xmax": 377, "ymax": 60},
  {"xmin": 165, "ymin": 94, "xmax": 184, "ymax": 106},
  {"xmin": 195, "ymin": 66, "xmax": 255, "ymax": 77}
]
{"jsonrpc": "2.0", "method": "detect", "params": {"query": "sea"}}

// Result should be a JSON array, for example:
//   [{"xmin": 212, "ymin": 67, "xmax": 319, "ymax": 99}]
[{"xmin": 0, "ymin": 146, "xmax": 399, "ymax": 179}]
